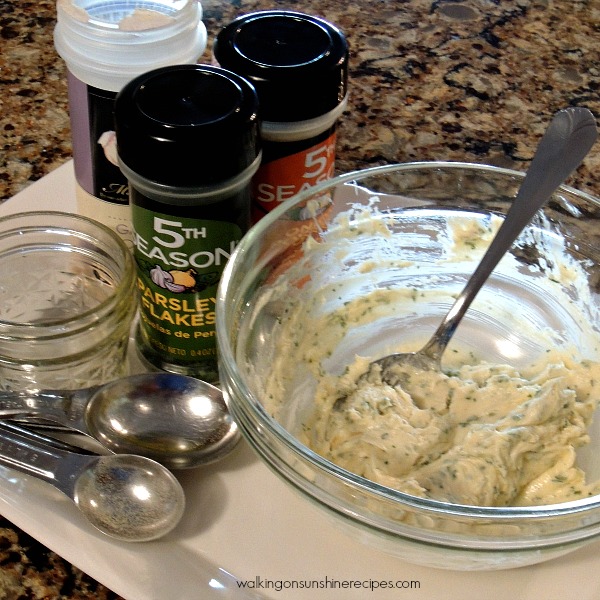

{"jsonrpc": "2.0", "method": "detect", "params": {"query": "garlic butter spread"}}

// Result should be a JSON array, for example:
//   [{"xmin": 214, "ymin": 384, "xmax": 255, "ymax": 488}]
[
  {"xmin": 254, "ymin": 194, "xmax": 600, "ymax": 508},
  {"xmin": 304, "ymin": 355, "xmax": 600, "ymax": 506}
]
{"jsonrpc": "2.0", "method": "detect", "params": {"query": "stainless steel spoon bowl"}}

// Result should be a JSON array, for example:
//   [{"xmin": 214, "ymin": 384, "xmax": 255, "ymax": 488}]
[
  {"xmin": 363, "ymin": 107, "xmax": 598, "ymax": 387},
  {"xmin": 0, "ymin": 373, "xmax": 239, "ymax": 469},
  {"xmin": 0, "ymin": 423, "xmax": 185, "ymax": 542}
]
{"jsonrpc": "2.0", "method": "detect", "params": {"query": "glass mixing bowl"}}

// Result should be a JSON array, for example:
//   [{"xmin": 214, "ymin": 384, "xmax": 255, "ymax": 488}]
[{"xmin": 216, "ymin": 162, "xmax": 600, "ymax": 570}]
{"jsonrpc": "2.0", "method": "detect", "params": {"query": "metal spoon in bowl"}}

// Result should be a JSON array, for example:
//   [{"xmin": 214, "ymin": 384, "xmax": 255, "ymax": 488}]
[
  {"xmin": 0, "ymin": 422, "xmax": 185, "ymax": 542},
  {"xmin": 363, "ymin": 107, "xmax": 598, "ymax": 387},
  {"xmin": 0, "ymin": 373, "xmax": 239, "ymax": 470}
]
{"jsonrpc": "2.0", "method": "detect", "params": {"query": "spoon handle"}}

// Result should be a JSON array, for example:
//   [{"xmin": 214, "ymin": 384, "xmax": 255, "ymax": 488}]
[
  {"xmin": 0, "ymin": 422, "xmax": 95, "ymax": 498},
  {"xmin": 0, "ymin": 389, "xmax": 89, "ymax": 432},
  {"xmin": 422, "ymin": 107, "xmax": 598, "ymax": 360}
]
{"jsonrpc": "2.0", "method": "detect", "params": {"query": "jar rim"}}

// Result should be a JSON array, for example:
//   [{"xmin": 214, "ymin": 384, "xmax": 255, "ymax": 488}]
[{"xmin": 0, "ymin": 211, "xmax": 135, "ymax": 333}]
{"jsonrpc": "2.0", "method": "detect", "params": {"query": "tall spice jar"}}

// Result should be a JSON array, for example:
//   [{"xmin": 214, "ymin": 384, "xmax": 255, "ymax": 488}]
[
  {"xmin": 54, "ymin": 0, "xmax": 207, "ymax": 245},
  {"xmin": 213, "ymin": 10, "xmax": 349, "ymax": 224},
  {"xmin": 114, "ymin": 65, "xmax": 261, "ymax": 383}
]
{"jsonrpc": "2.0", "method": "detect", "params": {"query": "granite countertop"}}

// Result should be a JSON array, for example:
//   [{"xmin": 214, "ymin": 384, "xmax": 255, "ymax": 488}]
[{"xmin": 0, "ymin": 0, "xmax": 599, "ymax": 597}]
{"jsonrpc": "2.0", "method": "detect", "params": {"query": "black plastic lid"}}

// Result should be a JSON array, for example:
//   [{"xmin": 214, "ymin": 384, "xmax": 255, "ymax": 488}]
[
  {"xmin": 213, "ymin": 10, "xmax": 349, "ymax": 122},
  {"xmin": 115, "ymin": 65, "xmax": 261, "ymax": 187}
]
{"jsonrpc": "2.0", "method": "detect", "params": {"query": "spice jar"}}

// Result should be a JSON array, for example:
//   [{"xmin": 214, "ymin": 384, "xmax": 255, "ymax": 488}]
[
  {"xmin": 213, "ymin": 10, "xmax": 349, "ymax": 223},
  {"xmin": 115, "ymin": 64, "xmax": 261, "ymax": 383},
  {"xmin": 54, "ymin": 0, "xmax": 207, "ymax": 244}
]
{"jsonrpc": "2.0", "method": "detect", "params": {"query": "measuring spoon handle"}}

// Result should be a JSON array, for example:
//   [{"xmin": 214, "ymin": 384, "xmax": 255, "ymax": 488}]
[
  {"xmin": 0, "ymin": 389, "xmax": 90, "ymax": 432},
  {"xmin": 0, "ymin": 422, "xmax": 95, "ymax": 498}
]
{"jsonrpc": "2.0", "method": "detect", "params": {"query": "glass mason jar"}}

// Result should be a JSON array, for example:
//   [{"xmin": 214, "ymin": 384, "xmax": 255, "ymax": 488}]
[{"xmin": 0, "ymin": 212, "xmax": 136, "ymax": 391}]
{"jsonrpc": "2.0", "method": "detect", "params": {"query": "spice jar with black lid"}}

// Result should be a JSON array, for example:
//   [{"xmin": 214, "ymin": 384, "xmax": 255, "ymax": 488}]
[
  {"xmin": 213, "ymin": 10, "xmax": 349, "ymax": 223},
  {"xmin": 115, "ymin": 64, "xmax": 261, "ymax": 383}
]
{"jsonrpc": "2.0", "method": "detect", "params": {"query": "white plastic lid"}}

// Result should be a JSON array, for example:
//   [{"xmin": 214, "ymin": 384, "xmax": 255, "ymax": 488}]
[
  {"xmin": 260, "ymin": 94, "xmax": 349, "ymax": 143},
  {"xmin": 54, "ymin": 0, "xmax": 207, "ymax": 92}
]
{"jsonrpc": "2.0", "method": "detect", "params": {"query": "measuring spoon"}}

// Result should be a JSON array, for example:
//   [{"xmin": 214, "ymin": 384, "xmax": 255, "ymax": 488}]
[
  {"xmin": 0, "ymin": 373, "xmax": 239, "ymax": 469},
  {"xmin": 0, "ymin": 422, "xmax": 185, "ymax": 542}
]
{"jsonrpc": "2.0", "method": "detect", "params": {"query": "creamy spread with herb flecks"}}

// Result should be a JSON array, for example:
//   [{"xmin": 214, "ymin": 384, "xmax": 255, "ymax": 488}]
[
  {"xmin": 302, "ymin": 353, "xmax": 600, "ymax": 506},
  {"xmin": 251, "ymin": 192, "xmax": 600, "ymax": 507}
]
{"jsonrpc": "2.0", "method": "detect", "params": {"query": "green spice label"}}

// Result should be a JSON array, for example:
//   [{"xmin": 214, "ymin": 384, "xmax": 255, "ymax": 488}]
[{"xmin": 132, "ymin": 204, "xmax": 242, "ymax": 365}]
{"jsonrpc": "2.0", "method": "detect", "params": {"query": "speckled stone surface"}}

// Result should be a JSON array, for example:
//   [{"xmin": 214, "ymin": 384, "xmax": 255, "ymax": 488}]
[
  {"xmin": 0, "ymin": 516, "xmax": 122, "ymax": 599},
  {"xmin": 0, "ymin": 0, "xmax": 600, "ymax": 596},
  {"xmin": 2, "ymin": 0, "xmax": 600, "ymax": 202}
]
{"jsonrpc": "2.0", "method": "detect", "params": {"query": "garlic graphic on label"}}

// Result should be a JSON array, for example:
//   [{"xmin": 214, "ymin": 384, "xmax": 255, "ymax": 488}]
[
  {"xmin": 150, "ymin": 265, "xmax": 195, "ymax": 293},
  {"xmin": 98, "ymin": 131, "xmax": 119, "ymax": 166}
]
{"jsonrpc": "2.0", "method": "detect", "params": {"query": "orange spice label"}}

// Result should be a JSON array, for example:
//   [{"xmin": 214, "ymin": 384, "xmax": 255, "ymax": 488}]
[{"xmin": 251, "ymin": 130, "xmax": 337, "ymax": 223}]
